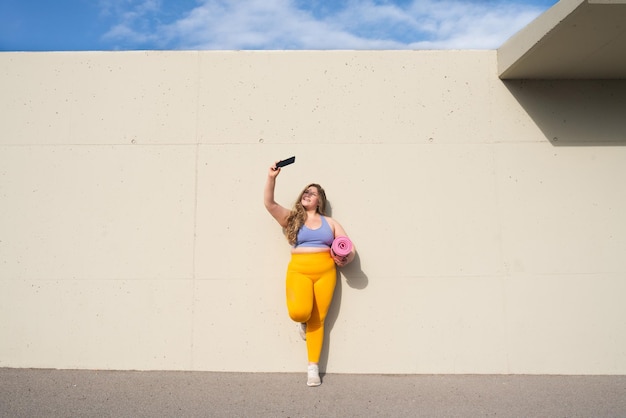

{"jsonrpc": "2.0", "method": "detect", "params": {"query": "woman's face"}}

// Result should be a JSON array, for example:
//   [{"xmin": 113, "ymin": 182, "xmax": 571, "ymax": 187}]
[{"xmin": 301, "ymin": 186, "xmax": 320, "ymax": 211}]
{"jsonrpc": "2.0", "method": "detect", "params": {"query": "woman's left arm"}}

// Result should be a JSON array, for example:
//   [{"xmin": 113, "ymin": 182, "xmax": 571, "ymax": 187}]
[{"xmin": 328, "ymin": 217, "xmax": 356, "ymax": 266}]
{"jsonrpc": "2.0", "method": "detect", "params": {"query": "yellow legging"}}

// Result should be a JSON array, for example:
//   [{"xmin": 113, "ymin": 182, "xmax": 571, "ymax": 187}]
[{"xmin": 286, "ymin": 252, "xmax": 337, "ymax": 363}]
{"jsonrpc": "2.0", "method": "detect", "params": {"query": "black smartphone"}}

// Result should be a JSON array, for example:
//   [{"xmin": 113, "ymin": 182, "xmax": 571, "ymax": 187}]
[{"xmin": 276, "ymin": 156, "xmax": 295, "ymax": 168}]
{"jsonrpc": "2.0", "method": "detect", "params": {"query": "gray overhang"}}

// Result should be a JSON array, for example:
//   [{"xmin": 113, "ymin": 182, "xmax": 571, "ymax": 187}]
[{"xmin": 498, "ymin": 0, "xmax": 626, "ymax": 79}]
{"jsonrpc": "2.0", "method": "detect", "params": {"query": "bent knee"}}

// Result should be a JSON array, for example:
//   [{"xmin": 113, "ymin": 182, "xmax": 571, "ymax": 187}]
[{"xmin": 288, "ymin": 308, "xmax": 310, "ymax": 323}]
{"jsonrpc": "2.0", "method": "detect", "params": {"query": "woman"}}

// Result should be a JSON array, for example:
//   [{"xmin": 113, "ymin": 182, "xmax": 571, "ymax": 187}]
[{"xmin": 264, "ymin": 161, "xmax": 355, "ymax": 386}]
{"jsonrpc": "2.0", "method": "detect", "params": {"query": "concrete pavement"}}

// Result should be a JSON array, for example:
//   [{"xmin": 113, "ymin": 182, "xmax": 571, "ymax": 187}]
[{"xmin": 2, "ymin": 368, "xmax": 625, "ymax": 417}]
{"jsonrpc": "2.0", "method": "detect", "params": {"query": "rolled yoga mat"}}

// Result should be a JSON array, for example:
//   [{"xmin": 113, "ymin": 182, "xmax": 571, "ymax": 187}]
[{"xmin": 331, "ymin": 236, "xmax": 353, "ymax": 259}]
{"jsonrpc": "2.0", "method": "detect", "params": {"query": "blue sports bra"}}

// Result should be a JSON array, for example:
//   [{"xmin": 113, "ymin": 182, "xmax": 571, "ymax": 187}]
[{"xmin": 294, "ymin": 216, "xmax": 334, "ymax": 248}]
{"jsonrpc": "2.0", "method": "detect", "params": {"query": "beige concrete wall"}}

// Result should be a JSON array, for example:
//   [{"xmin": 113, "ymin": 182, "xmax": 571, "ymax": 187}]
[{"xmin": 1, "ymin": 51, "xmax": 625, "ymax": 374}]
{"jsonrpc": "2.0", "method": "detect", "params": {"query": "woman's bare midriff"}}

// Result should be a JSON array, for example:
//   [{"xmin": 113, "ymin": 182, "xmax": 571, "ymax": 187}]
[{"xmin": 291, "ymin": 246, "xmax": 330, "ymax": 254}]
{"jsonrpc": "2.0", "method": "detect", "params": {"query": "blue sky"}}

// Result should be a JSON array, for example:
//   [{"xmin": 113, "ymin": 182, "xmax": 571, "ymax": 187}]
[{"xmin": 1, "ymin": 0, "xmax": 558, "ymax": 51}]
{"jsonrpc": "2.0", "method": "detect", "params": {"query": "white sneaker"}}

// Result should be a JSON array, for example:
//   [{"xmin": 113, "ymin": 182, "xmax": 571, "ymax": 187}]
[
  {"xmin": 307, "ymin": 364, "xmax": 321, "ymax": 387},
  {"xmin": 297, "ymin": 323, "xmax": 307, "ymax": 341}
]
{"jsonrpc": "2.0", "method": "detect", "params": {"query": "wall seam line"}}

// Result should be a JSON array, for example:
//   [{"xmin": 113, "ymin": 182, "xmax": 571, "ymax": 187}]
[{"xmin": 190, "ymin": 51, "xmax": 201, "ymax": 370}]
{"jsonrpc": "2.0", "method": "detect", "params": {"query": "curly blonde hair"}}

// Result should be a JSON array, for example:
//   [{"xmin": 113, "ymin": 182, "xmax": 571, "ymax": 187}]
[{"xmin": 284, "ymin": 183, "xmax": 327, "ymax": 246}]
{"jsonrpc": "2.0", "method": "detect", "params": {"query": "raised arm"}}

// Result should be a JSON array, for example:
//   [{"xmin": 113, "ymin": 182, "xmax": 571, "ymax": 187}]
[{"xmin": 264, "ymin": 162, "xmax": 291, "ymax": 228}]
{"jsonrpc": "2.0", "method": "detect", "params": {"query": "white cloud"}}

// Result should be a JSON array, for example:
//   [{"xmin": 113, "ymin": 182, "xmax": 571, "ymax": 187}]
[
  {"xmin": 403, "ymin": 1, "xmax": 546, "ymax": 49},
  {"xmin": 163, "ymin": 0, "xmax": 361, "ymax": 50},
  {"xmin": 101, "ymin": 0, "xmax": 164, "ymax": 46},
  {"xmin": 101, "ymin": 0, "xmax": 550, "ymax": 50}
]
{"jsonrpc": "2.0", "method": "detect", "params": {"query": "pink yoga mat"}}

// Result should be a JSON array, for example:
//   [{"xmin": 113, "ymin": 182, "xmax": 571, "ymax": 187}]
[{"xmin": 331, "ymin": 236, "xmax": 353, "ymax": 258}]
